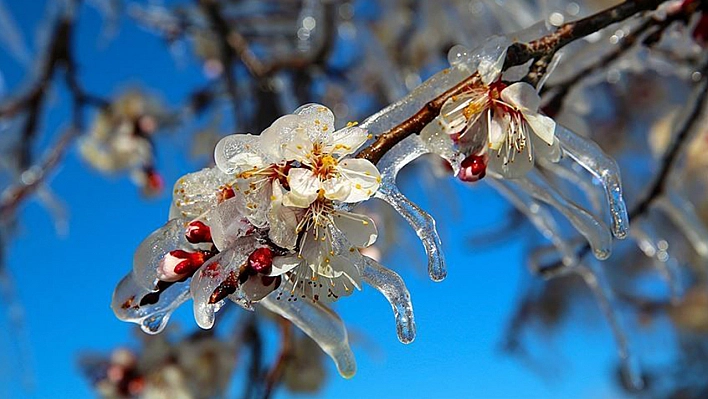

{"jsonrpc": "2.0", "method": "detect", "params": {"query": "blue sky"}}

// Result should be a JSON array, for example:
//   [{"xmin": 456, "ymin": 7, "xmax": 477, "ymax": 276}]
[{"xmin": 0, "ymin": 1, "xmax": 630, "ymax": 398}]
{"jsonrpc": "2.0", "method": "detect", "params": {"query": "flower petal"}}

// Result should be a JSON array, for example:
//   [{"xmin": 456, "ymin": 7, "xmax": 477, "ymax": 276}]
[
  {"xmin": 260, "ymin": 114, "xmax": 302, "ymax": 160},
  {"xmin": 326, "ymin": 126, "xmax": 369, "ymax": 156},
  {"xmin": 332, "ymin": 210, "xmax": 378, "ymax": 248},
  {"xmin": 268, "ymin": 180, "xmax": 301, "ymax": 249},
  {"xmin": 336, "ymin": 159, "xmax": 381, "ymax": 203},
  {"xmin": 132, "ymin": 218, "xmax": 189, "ymax": 290},
  {"xmin": 284, "ymin": 168, "xmax": 320, "ymax": 208},
  {"xmin": 295, "ymin": 103, "xmax": 336, "ymax": 143},
  {"xmin": 500, "ymin": 82, "xmax": 541, "ymax": 113},
  {"xmin": 487, "ymin": 112, "xmax": 506, "ymax": 151},
  {"xmin": 268, "ymin": 255, "xmax": 302, "ymax": 276},
  {"xmin": 172, "ymin": 168, "xmax": 231, "ymax": 220},
  {"xmin": 214, "ymin": 134, "xmax": 265, "ymax": 174},
  {"xmin": 524, "ymin": 112, "xmax": 556, "ymax": 146}
]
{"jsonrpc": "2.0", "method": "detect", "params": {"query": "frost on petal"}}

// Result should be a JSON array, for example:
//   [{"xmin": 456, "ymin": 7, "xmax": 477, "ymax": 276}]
[
  {"xmin": 533, "ymin": 136, "xmax": 561, "ymax": 163},
  {"xmin": 241, "ymin": 274, "xmax": 280, "ymax": 302},
  {"xmin": 133, "ymin": 218, "xmax": 189, "ymax": 290},
  {"xmin": 111, "ymin": 272, "xmax": 190, "ymax": 334},
  {"xmin": 206, "ymin": 197, "xmax": 252, "ymax": 251},
  {"xmin": 337, "ymin": 159, "xmax": 381, "ymax": 203},
  {"xmin": 332, "ymin": 210, "xmax": 377, "ymax": 248},
  {"xmin": 326, "ymin": 126, "xmax": 369, "ymax": 157},
  {"xmin": 420, "ymin": 121, "xmax": 464, "ymax": 174},
  {"xmin": 294, "ymin": 103, "xmax": 336, "ymax": 141},
  {"xmin": 515, "ymin": 170, "xmax": 613, "ymax": 260},
  {"xmin": 555, "ymin": 124, "xmax": 629, "ymax": 239},
  {"xmin": 500, "ymin": 82, "xmax": 541, "ymax": 113},
  {"xmin": 260, "ymin": 294, "xmax": 357, "ymax": 378},
  {"xmin": 476, "ymin": 35, "xmax": 509, "ymax": 85},
  {"xmin": 190, "ymin": 241, "xmax": 253, "ymax": 329},
  {"xmin": 172, "ymin": 168, "xmax": 232, "ymax": 220},
  {"xmin": 268, "ymin": 181, "xmax": 301, "ymax": 250},
  {"xmin": 284, "ymin": 168, "xmax": 320, "ymax": 208},
  {"xmin": 362, "ymin": 257, "xmax": 416, "ymax": 344},
  {"xmin": 231, "ymin": 177, "xmax": 271, "ymax": 228},
  {"xmin": 214, "ymin": 134, "xmax": 265, "ymax": 174},
  {"xmin": 260, "ymin": 114, "xmax": 302, "ymax": 160},
  {"xmin": 524, "ymin": 112, "xmax": 556, "ymax": 146}
]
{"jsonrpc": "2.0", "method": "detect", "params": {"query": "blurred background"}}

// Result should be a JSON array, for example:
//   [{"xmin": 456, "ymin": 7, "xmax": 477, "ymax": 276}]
[{"xmin": 1, "ymin": 0, "xmax": 707, "ymax": 398}]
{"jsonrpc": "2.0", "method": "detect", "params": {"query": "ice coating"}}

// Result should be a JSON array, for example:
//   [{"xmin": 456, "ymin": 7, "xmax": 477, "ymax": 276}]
[
  {"xmin": 362, "ymin": 257, "xmax": 416, "ymax": 344},
  {"xmin": 555, "ymin": 124, "xmax": 629, "ymax": 239},
  {"xmin": 132, "ymin": 218, "xmax": 189, "ymax": 291},
  {"xmin": 190, "ymin": 246, "xmax": 249, "ymax": 330},
  {"xmin": 374, "ymin": 135, "xmax": 446, "ymax": 281},
  {"xmin": 516, "ymin": 170, "xmax": 613, "ymax": 260},
  {"xmin": 488, "ymin": 179, "xmax": 577, "ymax": 266},
  {"xmin": 655, "ymin": 192, "xmax": 708, "ymax": 258},
  {"xmin": 576, "ymin": 263, "xmax": 644, "ymax": 391},
  {"xmin": 631, "ymin": 219, "xmax": 683, "ymax": 302},
  {"xmin": 111, "ymin": 273, "xmax": 190, "ymax": 335},
  {"xmin": 172, "ymin": 167, "xmax": 232, "ymax": 220},
  {"xmin": 538, "ymin": 159, "xmax": 603, "ymax": 214},
  {"xmin": 260, "ymin": 294, "xmax": 357, "ymax": 378}
]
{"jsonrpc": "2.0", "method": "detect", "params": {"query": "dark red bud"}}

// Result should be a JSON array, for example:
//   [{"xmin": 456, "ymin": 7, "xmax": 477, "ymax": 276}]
[
  {"xmin": 693, "ymin": 13, "xmax": 708, "ymax": 45},
  {"xmin": 458, "ymin": 154, "xmax": 488, "ymax": 182},
  {"xmin": 248, "ymin": 247, "xmax": 273, "ymax": 274},
  {"xmin": 168, "ymin": 249, "xmax": 206, "ymax": 275},
  {"xmin": 185, "ymin": 220, "xmax": 212, "ymax": 244}
]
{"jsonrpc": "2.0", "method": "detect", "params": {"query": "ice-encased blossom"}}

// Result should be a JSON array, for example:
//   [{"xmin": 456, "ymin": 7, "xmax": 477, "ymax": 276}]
[
  {"xmin": 422, "ymin": 46, "xmax": 560, "ymax": 179},
  {"xmin": 114, "ymin": 103, "xmax": 418, "ymax": 379}
]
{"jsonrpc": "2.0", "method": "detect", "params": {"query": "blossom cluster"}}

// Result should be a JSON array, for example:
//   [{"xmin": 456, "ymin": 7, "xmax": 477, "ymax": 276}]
[{"xmin": 112, "ymin": 104, "xmax": 414, "ymax": 377}]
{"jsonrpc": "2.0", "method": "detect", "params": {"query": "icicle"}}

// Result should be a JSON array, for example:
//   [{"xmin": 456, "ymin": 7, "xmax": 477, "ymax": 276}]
[
  {"xmin": 362, "ymin": 257, "xmax": 416, "ymax": 344},
  {"xmin": 260, "ymin": 295, "xmax": 357, "ymax": 378},
  {"xmin": 555, "ymin": 124, "xmax": 629, "ymax": 239},
  {"xmin": 488, "ymin": 179, "xmax": 577, "ymax": 266},
  {"xmin": 655, "ymin": 192, "xmax": 708, "ymax": 259},
  {"xmin": 111, "ymin": 272, "xmax": 190, "ymax": 335},
  {"xmin": 516, "ymin": 170, "xmax": 613, "ymax": 260},
  {"xmin": 631, "ymin": 218, "xmax": 683, "ymax": 302},
  {"xmin": 374, "ymin": 136, "xmax": 446, "ymax": 281},
  {"xmin": 537, "ymin": 159, "xmax": 603, "ymax": 214},
  {"xmin": 576, "ymin": 262, "xmax": 644, "ymax": 391}
]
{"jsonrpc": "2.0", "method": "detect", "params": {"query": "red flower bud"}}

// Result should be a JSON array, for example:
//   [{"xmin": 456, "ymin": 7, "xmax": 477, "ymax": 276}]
[
  {"xmin": 185, "ymin": 220, "xmax": 212, "ymax": 244},
  {"xmin": 248, "ymin": 247, "xmax": 273, "ymax": 274},
  {"xmin": 458, "ymin": 154, "xmax": 487, "ymax": 182}
]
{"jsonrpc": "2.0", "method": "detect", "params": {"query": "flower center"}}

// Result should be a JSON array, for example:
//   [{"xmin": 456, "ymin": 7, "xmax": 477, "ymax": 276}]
[{"xmin": 313, "ymin": 154, "xmax": 339, "ymax": 180}]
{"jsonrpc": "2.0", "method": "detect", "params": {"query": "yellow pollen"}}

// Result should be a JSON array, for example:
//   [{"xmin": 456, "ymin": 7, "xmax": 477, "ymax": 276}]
[
  {"xmin": 463, "ymin": 101, "xmax": 485, "ymax": 120},
  {"xmin": 367, "ymin": 134, "xmax": 373, "ymax": 139},
  {"xmin": 346, "ymin": 121, "xmax": 359, "ymax": 127},
  {"xmin": 270, "ymin": 195, "xmax": 276, "ymax": 201},
  {"xmin": 362, "ymin": 220, "xmax": 369, "ymax": 225},
  {"xmin": 355, "ymin": 184, "xmax": 362, "ymax": 189}
]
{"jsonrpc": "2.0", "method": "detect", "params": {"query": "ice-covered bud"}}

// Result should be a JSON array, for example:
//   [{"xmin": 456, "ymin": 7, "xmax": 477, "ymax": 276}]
[
  {"xmin": 157, "ymin": 250, "xmax": 207, "ymax": 282},
  {"xmin": 247, "ymin": 247, "xmax": 273, "ymax": 274},
  {"xmin": 185, "ymin": 221, "xmax": 212, "ymax": 244},
  {"xmin": 458, "ymin": 154, "xmax": 488, "ymax": 182}
]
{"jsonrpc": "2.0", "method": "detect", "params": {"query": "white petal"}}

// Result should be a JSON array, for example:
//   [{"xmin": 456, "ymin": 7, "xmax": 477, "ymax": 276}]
[
  {"xmin": 172, "ymin": 168, "xmax": 231, "ymax": 220},
  {"xmin": 284, "ymin": 168, "xmax": 321, "ymax": 208},
  {"xmin": 500, "ymin": 82, "xmax": 541, "ymax": 113},
  {"xmin": 241, "ymin": 274, "xmax": 279, "ymax": 301},
  {"xmin": 478, "ymin": 41, "xmax": 507, "ymax": 85},
  {"xmin": 438, "ymin": 94, "xmax": 474, "ymax": 135},
  {"xmin": 488, "ymin": 136, "xmax": 534, "ymax": 179},
  {"xmin": 321, "ymin": 176, "xmax": 352, "ymax": 202},
  {"xmin": 524, "ymin": 112, "xmax": 556, "ymax": 146},
  {"xmin": 336, "ymin": 159, "xmax": 381, "ymax": 203},
  {"xmin": 332, "ymin": 210, "xmax": 378, "ymax": 248},
  {"xmin": 214, "ymin": 134, "xmax": 265, "ymax": 174},
  {"xmin": 260, "ymin": 114, "xmax": 301, "ymax": 160},
  {"xmin": 267, "ymin": 180, "xmax": 301, "ymax": 249},
  {"xmin": 487, "ymin": 112, "xmax": 506, "ymax": 150},
  {"xmin": 281, "ymin": 126, "xmax": 315, "ymax": 163},
  {"xmin": 295, "ymin": 103, "xmax": 336, "ymax": 143},
  {"xmin": 325, "ymin": 126, "xmax": 369, "ymax": 156},
  {"xmin": 268, "ymin": 255, "xmax": 302, "ymax": 276}
]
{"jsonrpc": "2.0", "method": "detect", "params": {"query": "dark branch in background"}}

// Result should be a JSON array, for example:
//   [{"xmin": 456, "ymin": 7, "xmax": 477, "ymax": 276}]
[
  {"xmin": 356, "ymin": 0, "xmax": 676, "ymax": 165},
  {"xmin": 262, "ymin": 316, "xmax": 294, "ymax": 399},
  {"xmin": 0, "ymin": 8, "xmax": 107, "ymax": 224},
  {"xmin": 542, "ymin": 1, "xmax": 699, "ymax": 116}
]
